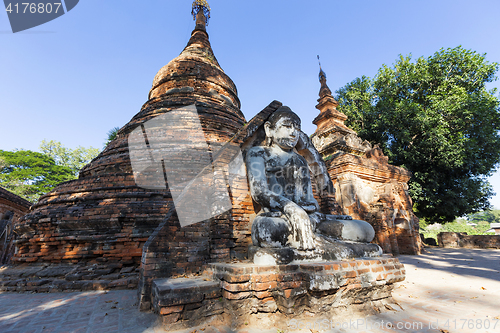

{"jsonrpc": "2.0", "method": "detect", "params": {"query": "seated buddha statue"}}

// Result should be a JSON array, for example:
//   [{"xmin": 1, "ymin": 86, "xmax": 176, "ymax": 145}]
[{"xmin": 245, "ymin": 106, "xmax": 380, "ymax": 262}]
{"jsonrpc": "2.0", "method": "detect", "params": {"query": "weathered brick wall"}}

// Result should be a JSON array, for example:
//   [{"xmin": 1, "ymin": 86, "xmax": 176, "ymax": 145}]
[
  {"xmin": 0, "ymin": 196, "xmax": 30, "ymax": 223},
  {"xmin": 229, "ymin": 181, "xmax": 254, "ymax": 260},
  {"xmin": 0, "ymin": 187, "xmax": 31, "ymax": 264},
  {"xmin": 13, "ymin": 146, "xmax": 169, "ymax": 267},
  {"xmin": 212, "ymin": 258, "xmax": 404, "ymax": 302},
  {"xmin": 363, "ymin": 203, "xmax": 421, "ymax": 256},
  {"xmin": 438, "ymin": 232, "xmax": 500, "ymax": 249},
  {"xmin": 311, "ymin": 179, "xmax": 341, "ymax": 215}
]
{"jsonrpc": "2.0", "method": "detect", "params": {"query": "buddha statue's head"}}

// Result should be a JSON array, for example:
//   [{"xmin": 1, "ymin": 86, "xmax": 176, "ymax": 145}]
[{"xmin": 264, "ymin": 106, "xmax": 301, "ymax": 150}]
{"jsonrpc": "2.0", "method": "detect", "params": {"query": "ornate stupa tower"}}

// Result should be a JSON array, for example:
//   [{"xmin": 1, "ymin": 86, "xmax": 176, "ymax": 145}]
[
  {"xmin": 311, "ymin": 59, "xmax": 362, "ymax": 156},
  {"xmin": 13, "ymin": 1, "xmax": 247, "ymax": 277},
  {"xmin": 311, "ymin": 61, "xmax": 422, "ymax": 255}
]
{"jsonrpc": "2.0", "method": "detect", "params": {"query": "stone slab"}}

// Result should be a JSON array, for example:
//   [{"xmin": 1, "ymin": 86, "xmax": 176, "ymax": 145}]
[{"xmin": 151, "ymin": 277, "xmax": 221, "ymax": 309}]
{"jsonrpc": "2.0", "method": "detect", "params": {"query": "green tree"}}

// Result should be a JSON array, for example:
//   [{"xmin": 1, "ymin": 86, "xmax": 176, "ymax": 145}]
[
  {"xmin": 0, "ymin": 150, "xmax": 75, "ymax": 202},
  {"xmin": 104, "ymin": 127, "xmax": 120, "ymax": 148},
  {"xmin": 335, "ymin": 46, "xmax": 500, "ymax": 223},
  {"xmin": 39, "ymin": 140, "xmax": 99, "ymax": 176},
  {"xmin": 335, "ymin": 75, "xmax": 378, "ymax": 140}
]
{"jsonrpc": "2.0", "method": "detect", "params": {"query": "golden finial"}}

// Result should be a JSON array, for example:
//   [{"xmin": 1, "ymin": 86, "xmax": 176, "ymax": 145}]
[{"xmin": 192, "ymin": 0, "xmax": 211, "ymax": 25}]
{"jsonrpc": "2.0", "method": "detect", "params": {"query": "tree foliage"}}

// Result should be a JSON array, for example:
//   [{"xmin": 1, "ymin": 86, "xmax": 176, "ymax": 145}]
[
  {"xmin": 0, "ymin": 141, "xmax": 99, "ymax": 202},
  {"xmin": 104, "ymin": 127, "xmax": 120, "ymax": 148},
  {"xmin": 39, "ymin": 140, "xmax": 99, "ymax": 176},
  {"xmin": 335, "ymin": 46, "xmax": 500, "ymax": 223},
  {"xmin": 0, "ymin": 150, "xmax": 75, "ymax": 202},
  {"xmin": 422, "ymin": 219, "xmax": 494, "ymax": 242},
  {"xmin": 467, "ymin": 210, "xmax": 500, "ymax": 224}
]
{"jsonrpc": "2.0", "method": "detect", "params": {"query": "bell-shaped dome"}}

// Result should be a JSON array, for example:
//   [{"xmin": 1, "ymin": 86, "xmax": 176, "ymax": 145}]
[{"xmin": 149, "ymin": 14, "xmax": 240, "ymax": 110}]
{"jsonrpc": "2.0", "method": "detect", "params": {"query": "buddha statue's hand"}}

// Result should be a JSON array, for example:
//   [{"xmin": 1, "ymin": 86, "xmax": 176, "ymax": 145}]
[
  {"xmin": 300, "ymin": 201, "xmax": 320, "ymax": 213},
  {"xmin": 283, "ymin": 201, "xmax": 316, "ymax": 251}
]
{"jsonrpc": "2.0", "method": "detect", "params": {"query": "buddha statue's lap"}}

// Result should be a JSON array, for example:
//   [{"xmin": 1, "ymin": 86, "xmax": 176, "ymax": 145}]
[
  {"xmin": 252, "ymin": 214, "xmax": 375, "ymax": 247},
  {"xmin": 246, "ymin": 106, "xmax": 381, "ymax": 262}
]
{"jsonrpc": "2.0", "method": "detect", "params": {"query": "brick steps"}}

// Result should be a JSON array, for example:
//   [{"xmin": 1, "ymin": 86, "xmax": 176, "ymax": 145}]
[{"xmin": 151, "ymin": 277, "xmax": 223, "ymax": 327}]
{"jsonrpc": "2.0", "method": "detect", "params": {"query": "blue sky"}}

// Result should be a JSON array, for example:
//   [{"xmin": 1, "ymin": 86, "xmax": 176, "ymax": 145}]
[{"xmin": 1, "ymin": 0, "xmax": 500, "ymax": 208}]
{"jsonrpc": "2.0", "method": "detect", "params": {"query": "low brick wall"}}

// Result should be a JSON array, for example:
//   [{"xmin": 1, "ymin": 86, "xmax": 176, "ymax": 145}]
[
  {"xmin": 438, "ymin": 232, "xmax": 500, "ymax": 249},
  {"xmin": 151, "ymin": 257, "xmax": 405, "ymax": 331}
]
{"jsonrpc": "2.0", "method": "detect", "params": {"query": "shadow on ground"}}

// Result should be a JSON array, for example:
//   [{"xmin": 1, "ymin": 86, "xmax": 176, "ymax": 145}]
[
  {"xmin": 0, "ymin": 290, "xmax": 159, "ymax": 333},
  {"xmin": 402, "ymin": 247, "xmax": 500, "ymax": 281}
]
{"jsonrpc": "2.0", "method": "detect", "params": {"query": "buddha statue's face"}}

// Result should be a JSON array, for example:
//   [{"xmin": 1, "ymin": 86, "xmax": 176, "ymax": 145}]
[{"xmin": 268, "ymin": 116, "xmax": 300, "ymax": 150}]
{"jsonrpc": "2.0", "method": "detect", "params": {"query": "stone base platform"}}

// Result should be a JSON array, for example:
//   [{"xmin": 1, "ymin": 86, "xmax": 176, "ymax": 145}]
[
  {"xmin": 151, "ymin": 256, "xmax": 405, "ymax": 331},
  {"xmin": 248, "ymin": 241, "xmax": 382, "ymax": 265}
]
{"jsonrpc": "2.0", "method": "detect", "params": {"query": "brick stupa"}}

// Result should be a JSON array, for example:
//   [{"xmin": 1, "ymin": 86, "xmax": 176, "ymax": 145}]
[{"xmin": 13, "ymin": 7, "xmax": 246, "ymax": 276}]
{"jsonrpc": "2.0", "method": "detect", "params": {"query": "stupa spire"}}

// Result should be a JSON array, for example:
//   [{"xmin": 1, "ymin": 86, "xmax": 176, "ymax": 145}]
[
  {"xmin": 312, "ymin": 57, "xmax": 349, "ymax": 130},
  {"xmin": 317, "ymin": 55, "xmax": 333, "ymax": 100}
]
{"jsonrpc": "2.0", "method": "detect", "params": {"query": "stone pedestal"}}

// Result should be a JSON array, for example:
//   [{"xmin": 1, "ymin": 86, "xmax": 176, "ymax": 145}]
[
  {"xmin": 248, "ymin": 241, "xmax": 382, "ymax": 265},
  {"xmin": 150, "ymin": 257, "xmax": 405, "ymax": 331}
]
